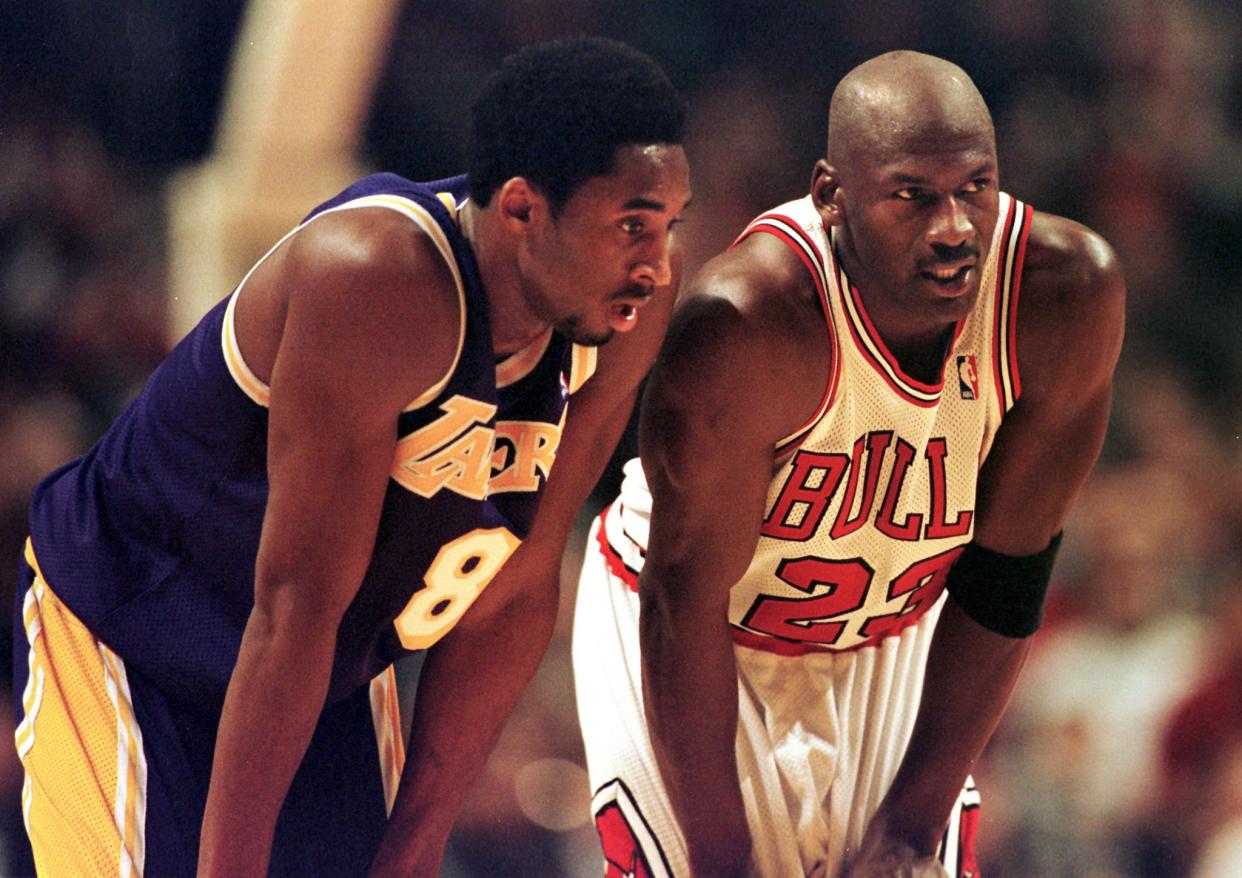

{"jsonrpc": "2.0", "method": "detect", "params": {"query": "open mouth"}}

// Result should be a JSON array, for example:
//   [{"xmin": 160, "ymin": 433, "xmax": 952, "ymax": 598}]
[
  {"xmin": 608, "ymin": 286, "xmax": 654, "ymax": 329},
  {"xmin": 608, "ymin": 300, "xmax": 642, "ymax": 331},
  {"xmin": 920, "ymin": 263, "xmax": 974, "ymax": 294}
]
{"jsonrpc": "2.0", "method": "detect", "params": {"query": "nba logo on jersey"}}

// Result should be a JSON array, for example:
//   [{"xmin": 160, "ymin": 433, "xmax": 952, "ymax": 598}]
[{"xmin": 957, "ymin": 355, "xmax": 979, "ymax": 400}]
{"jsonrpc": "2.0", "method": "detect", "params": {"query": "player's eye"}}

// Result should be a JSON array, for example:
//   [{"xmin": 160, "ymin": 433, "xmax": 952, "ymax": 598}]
[
  {"xmin": 894, "ymin": 188, "xmax": 921, "ymax": 201},
  {"xmin": 961, "ymin": 178, "xmax": 991, "ymax": 195},
  {"xmin": 619, "ymin": 217, "xmax": 645, "ymax": 235}
]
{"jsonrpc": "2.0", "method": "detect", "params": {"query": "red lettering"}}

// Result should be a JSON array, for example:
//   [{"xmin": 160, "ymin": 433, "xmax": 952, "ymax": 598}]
[
  {"xmin": 761, "ymin": 451, "xmax": 849, "ymax": 541},
  {"xmin": 923, "ymin": 438, "xmax": 973, "ymax": 539},
  {"xmin": 860, "ymin": 545, "xmax": 964, "ymax": 639},
  {"xmin": 741, "ymin": 556, "xmax": 873, "ymax": 644},
  {"xmin": 875, "ymin": 438, "xmax": 923, "ymax": 541},
  {"xmin": 830, "ymin": 431, "xmax": 892, "ymax": 539}
]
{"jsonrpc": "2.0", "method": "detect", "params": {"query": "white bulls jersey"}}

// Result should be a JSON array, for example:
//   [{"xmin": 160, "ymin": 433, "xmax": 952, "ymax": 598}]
[
  {"xmin": 726, "ymin": 191, "xmax": 1028, "ymax": 653},
  {"xmin": 575, "ymin": 193, "xmax": 1032, "ymax": 878}
]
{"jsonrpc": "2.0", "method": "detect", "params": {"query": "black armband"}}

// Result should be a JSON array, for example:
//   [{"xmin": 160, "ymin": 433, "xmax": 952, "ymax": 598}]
[{"xmin": 945, "ymin": 532, "xmax": 1063, "ymax": 638}]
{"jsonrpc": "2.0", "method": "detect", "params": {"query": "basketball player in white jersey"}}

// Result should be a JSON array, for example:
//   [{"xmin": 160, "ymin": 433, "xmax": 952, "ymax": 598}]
[{"xmin": 573, "ymin": 51, "xmax": 1124, "ymax": 877}]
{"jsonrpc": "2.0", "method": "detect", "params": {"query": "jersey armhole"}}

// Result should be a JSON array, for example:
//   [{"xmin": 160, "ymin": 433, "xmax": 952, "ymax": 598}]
[
  {"xmin": 732, "ymin": 215, "xmax": 841, "ymax": 454},
  {"xmin": 566, "ymin": 344, "xmax": 599, "ymax": 395},
  {"xmin": 220, "ymin": 195, "xmax": 468, "ymax": 412},
  {"xmin": 990, "ymin": 197, "xmax": 1033, "ymax": 417}
]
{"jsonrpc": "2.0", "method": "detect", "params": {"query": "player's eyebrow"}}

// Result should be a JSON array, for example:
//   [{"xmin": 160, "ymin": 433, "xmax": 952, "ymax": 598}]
[
  {"xmin": 963, "ymin": 161, "xmax": 996, "ymax": 179},
  {"xmin": 883, "ymin": 161, "xmax": 997, "ymax": 187},
  {"xmin": 621, "ymin": 195, "xmax": 693, "ymax": 213},
  {"xmin": 621, "ymin": 197, "xmax": 669, "ymax": 212},
  {"xmin": 885, "ymin": 173, "xmax": 929, "ymax": 185}
]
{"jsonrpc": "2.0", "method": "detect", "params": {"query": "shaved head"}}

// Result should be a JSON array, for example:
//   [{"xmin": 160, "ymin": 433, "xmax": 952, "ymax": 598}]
[
  {"xmin": 827, "ymin": 51, "xmax": 994, "ymax": 172},
  {"xmin": 810, "ymin": 52, "xmax": 1003, "ymax": 345}
]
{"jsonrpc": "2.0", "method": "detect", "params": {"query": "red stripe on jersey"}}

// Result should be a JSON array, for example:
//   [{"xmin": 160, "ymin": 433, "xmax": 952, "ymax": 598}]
[
  {"xmin": 595, "ymin": 505, "xmax": 640, "ymax": 593},
  {"xmin": 839, "ymin": 278, "xmax": 951, "ymax": 408},
  {"xmin": 734, "ymin": 223, "xmax": 827, "ymax": 299},
  {"xmin": 733, "ymin": 215, "xmax": 841, "ymax": 455},
  {"xmin": 729, "ymin": 605, "xmax": 933, "ymax": 656},
  {"xmin": 959, "ymin": 804, "xmax": 981, "ymax": 877},
  {"xmin": 991, "ymin": 197, "xmax": 1018, "ymax": 418},
  {"xmin": 1007, "ymin": 203, "xmax": 1033, "ymax": 403}
]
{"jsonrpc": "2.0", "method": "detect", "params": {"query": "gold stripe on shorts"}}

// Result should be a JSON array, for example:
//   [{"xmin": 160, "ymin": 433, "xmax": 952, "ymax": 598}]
[
  {"xmin": 369, "ymin": 665, "xmax": 406, "ymax": 816},
  {"xmin": 17, "ymin": 538, "xmax": 148, "ymax": 877}
]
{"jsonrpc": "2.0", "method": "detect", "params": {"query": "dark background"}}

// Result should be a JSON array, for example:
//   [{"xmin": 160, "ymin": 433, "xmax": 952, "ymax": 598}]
[{"xmin": 2, "ymin": 2, "xmax": 1241, "ymax": 875}]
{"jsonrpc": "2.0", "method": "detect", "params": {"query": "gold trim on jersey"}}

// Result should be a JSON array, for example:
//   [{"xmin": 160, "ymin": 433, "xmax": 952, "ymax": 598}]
[
  {"xmin": 567, "ymin": 344, "xmax": 598, "ymax": 395},
  {"xmin": 220, "ymin": 193, "xmax": 469, "ymax": 413},
  {"xmin": 496, "ymin": 329, "xmax": 553, "ymax": 389},
  {"xmin": 17, "ymin": 539, "xmax": 148, "ymax": 878},
  {"xmin": 223, "ymin": 290, "xmax": 271, "ymax": 406},
  {"xmin": 436, "ymin": 191, "xmax": 458, "ymax": 217},
  {"xmin": 368, "ymin": 666, "xmax": 405, "ymax": 817}
]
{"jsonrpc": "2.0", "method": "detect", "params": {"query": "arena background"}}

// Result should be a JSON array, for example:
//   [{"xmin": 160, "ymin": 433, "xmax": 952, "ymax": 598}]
[{"xmin": 2, "ymin": 1, "xmax": 1241, "ymax": 875}]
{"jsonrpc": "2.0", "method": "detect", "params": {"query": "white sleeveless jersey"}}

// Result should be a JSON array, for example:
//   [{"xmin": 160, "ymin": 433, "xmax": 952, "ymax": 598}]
[
  {"xmin": 608, "ymin": 192, "xmax": 1031, "ymax": 654},
  {"xmin": 580, "ymin": 193, "xmax": 1030, "ymax": 876},
  {"xmin": 726, "ymin": 192, "xmax": 1030, "ymax": 653}
]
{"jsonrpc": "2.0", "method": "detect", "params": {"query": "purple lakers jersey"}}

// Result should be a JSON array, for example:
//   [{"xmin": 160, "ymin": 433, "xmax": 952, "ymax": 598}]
[{"xmin": 26, "ymin": 174, "xmax": 597, "ymax": 709}]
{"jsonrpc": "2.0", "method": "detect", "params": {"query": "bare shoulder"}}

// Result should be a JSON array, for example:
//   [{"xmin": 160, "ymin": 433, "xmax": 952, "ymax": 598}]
[
  {"xmin": 281, "ymin": 206, "xmax": 462, "ymax": 345},
  {"xmin": 642, "ymin": 231, "xmax": 830, "ymax": 455},
  {"xmin": 1015, "ymin": 211, "xmax": 1126, "ymax": 400},
  {"xmin": 243, "ymin": 205, "xmax": 463, "ymax": 412},
  {"xmin": 1024, "ymin": 211, "xmax": 1125, "ymax": 310},
  {"xmin": 971, "ymin": 212, "xmax": 1126, "ymax": 551}
]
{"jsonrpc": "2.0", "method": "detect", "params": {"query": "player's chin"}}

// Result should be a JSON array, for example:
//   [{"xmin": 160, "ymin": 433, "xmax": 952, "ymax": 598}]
[
  {"xmin": 557, "ymin": 315, "xmax": 615, "ymax": 347},
  {"xmin": 917, "ymin": 277, "xmax": 980, "ymax": 318}
]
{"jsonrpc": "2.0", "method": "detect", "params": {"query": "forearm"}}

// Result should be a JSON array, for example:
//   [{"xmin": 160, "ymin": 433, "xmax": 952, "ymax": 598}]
[
  {"xmin": 198, "ymin": 609, "xmax": 336, "ymax": 877},
  {"xmin": 370, "ymin": 578, "xmax": 560, "ymax": 877},
  {"xmin": 370, "ymin": 386, "xmax": 642, "ymax": 873},
  {"xmin": 871, "ymin": 595, "xmax": 1030, "ymax": 852},
  {"xmin": 640, "ymin": 586, "xmax": 751, "ymax": 877}
]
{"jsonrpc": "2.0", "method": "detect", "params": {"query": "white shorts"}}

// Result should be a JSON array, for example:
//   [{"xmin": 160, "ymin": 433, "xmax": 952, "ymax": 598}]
[{"xmin": 572, "ymin": 508, "xmax": 981, "ymax": 878}]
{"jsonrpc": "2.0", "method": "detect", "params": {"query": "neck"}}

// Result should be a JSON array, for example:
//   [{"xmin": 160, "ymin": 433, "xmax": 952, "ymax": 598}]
[
  {"xmin": 460, "ymin": 201, "xmax": 554, "ymax": 356},
  {"xmin": 833, "ymin": 231, "xmax": 955, "ymax": 383}
]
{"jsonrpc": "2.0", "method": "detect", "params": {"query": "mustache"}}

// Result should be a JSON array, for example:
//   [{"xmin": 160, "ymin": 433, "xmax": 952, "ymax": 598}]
[{"xmin": 919, "ymin": 243, "xmax": 979, "ymax": 270}]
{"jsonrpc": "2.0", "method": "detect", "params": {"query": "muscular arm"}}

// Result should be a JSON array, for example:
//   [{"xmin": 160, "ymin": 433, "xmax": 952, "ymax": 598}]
[
  {"xmin": 847, "ymin": 215, "xmax": 1125, "ymax": 872},
  {"xmin": 198, "ymin": 210, "xmax": 461, "ymax": 877},
  {"xmin": 367, "ymin": 262, "xmax": 681, "ymax": 877},
  {"xmin": 638, "ymin": 239, "xmax": 826, "ymax": 876}
]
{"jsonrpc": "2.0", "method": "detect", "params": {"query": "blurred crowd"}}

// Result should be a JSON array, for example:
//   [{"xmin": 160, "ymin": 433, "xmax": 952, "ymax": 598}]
[{"xmin": 2, "ymin": 1, "xmax": 1241, "ymax": 876}]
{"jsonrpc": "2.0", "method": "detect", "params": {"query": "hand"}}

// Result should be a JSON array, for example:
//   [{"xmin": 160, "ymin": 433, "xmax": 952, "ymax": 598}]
[{"xmin": 839, "ymin": 833, "xmax": 948, "ymax": 878}]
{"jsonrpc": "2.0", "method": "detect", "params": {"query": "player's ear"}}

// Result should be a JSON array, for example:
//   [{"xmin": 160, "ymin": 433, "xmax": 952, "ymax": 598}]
[
  {"xmin": 811, "ymin": 160, "xmax": 844, "ymax": 227},
  {"xmin": 496, "ymin": 178, "xmax": 549, "ymax": 231}
]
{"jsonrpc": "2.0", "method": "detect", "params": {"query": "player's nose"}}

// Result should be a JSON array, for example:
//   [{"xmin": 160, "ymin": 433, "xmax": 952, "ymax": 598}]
[
  {"xmin": 631, "ymin": 238, "xmax": 673, "ymax": 288},
  {"xmin": 631, "ymin": 259, "xmax": 671, "ymax": 288},
  {"xmin": 926, "ymin": 196, "xmax": 974, "ymax": 249}
]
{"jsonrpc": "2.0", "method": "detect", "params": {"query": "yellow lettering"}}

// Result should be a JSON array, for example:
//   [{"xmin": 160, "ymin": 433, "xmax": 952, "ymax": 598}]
[
  {"xmin": 490, "ymin": 420, "xmax": 562, "ymax": 493},
  {"xmin": 394, "ymin": 527, "xmax": 521, "ymax": 650},
  {"xmin": 392, "ymin": 395, "xmax": 497, "ymax": 499}
]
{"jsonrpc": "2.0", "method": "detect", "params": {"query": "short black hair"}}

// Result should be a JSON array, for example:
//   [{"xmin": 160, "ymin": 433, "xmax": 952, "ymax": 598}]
[{"xmin": 468, "ymin": 37, "xmax": 687, "ymax": 213}]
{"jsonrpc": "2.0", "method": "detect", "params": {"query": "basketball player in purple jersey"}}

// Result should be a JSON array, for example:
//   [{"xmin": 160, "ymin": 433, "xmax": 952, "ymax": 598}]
[
  {"xmin": 15, "ymin": 38, "xmax": 689, "ymax": 877},
  {"xmin": 573, "ymin": 52, "xmax": 1124, "ymax": 877}
]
